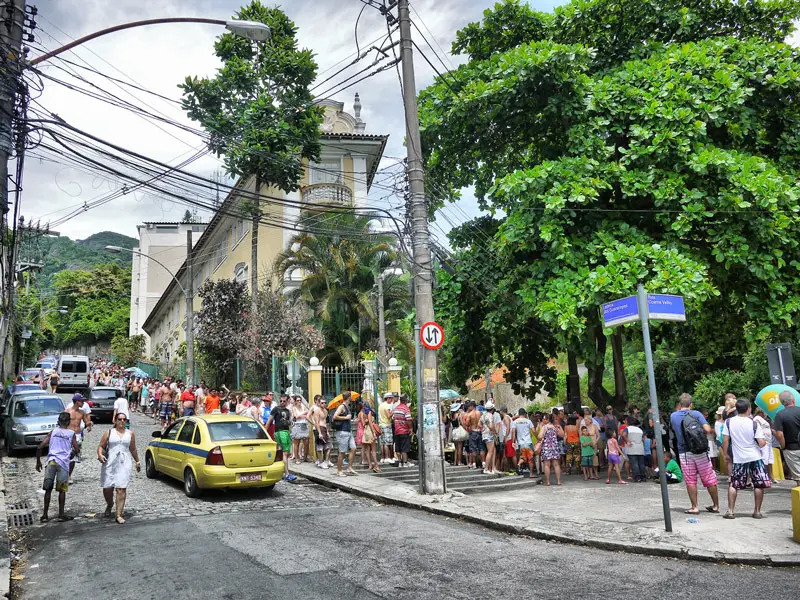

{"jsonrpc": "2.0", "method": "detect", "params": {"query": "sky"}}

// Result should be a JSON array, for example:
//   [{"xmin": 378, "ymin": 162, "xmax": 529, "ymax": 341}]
[{"xmin": 21, "ymin": 0, "xmax": 564, "ymax": 243}]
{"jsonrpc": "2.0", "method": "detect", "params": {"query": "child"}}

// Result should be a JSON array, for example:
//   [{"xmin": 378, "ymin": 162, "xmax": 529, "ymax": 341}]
[
  {"xmin": 654, "ymin": 450, "xmax": 683, "ymax": 484},
  {"xmin": 579, "ymin": 426, "xmax": 595, "ymax": 481},
  {"xmin": 605, "ymin": 428, "xmax": 627, "ymax": 484}
]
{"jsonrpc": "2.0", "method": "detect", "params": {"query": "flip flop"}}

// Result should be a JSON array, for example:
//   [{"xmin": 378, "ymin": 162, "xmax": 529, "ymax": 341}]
[
  {"xmin": 723, "ymin": 512, "xmax": 735, "ymax": 520},
  {"xmin": 115, "ymin": 516, "xmax": 126, "ymax": 525},
  {"xmin": 345, "ymin": 470, "xmax": 358, "ymax": 476},
  {"xmin": 56, "ymin": 515, "xmax": 75, "ymax": 522},
  {"xmin": 39, "ymin": 516, "xmax": 49, "ymax": 523},
  {"xmin": 684, "ymin": 509, "xmax": 700, "ymax": 515},
  {"xmin": 705, "ymin": 506, "xmax": 719, "ymax": 514},
  {"xmin": 752, "ymin": 513, "xmax": 765, "ymax": 519}
]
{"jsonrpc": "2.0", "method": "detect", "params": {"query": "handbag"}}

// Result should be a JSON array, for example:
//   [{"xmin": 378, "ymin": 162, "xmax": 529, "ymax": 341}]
[
  {"xmin": 371, "ymin": 422, "xmax": 382, "ymax": 438},
  {"xmin": 452, "ymin": 425, "xmax": 468, "ymax": 442},
  {"xmin": 102, "ymin": 430, "xmax": 111, "ymax": 460}
]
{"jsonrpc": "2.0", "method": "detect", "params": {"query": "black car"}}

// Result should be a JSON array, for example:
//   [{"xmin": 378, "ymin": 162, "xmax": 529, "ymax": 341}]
[{"xmin": 89, "ymin": 386, "xmax": 122, "ymax": 423}]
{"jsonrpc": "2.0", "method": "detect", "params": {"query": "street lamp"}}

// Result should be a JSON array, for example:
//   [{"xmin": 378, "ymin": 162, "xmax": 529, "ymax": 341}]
[
  {"xmin": 105, "ymin": 245, "xmax": 195, "ymax": 384},
  {"xmin": 30, "ymin": 18, "xmax": 271, "ymax": 66}
]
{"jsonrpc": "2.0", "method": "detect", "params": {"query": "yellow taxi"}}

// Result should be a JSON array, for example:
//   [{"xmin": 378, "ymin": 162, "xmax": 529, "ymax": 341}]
[{"xmin": 145, "ymin": 414, "xmax": 284, "ymax": 497}]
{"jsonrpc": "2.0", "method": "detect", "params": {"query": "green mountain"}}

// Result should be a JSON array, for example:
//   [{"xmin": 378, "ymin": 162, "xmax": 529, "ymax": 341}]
[{"xmin": 21, "ymin": 230, "xmax": 137, "ymax": 290}]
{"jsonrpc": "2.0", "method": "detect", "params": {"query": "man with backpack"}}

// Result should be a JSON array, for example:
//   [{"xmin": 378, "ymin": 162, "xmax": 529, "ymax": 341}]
[{"xmin": 669, "ymin": 393, "xmax": 720, "ymax": 515}]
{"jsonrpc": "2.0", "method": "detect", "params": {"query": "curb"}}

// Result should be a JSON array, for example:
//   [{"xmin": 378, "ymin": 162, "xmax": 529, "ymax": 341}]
[
  {"xmin": 292, "ymin": 467, "xmax": 800, "ymax": 567},
  {"xmin": 0, "ymin": 463, "xmax": 9, "ymax": 598}
]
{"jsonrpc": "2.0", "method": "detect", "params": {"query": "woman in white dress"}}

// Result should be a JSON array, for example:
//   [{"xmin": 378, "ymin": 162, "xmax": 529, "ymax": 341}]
[
  {"xmin": 97, "ymin": 413, "xmax": 140, "ymax": 524},
  {"xmin": 753, "ymin": 407, "xmax": 775, "ymax": 482}
]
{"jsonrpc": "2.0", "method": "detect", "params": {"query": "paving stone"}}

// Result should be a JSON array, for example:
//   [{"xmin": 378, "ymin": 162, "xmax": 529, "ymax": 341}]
[{"xmin": 3, "ymin": 412, "xmax": 372, "ymax": 528}]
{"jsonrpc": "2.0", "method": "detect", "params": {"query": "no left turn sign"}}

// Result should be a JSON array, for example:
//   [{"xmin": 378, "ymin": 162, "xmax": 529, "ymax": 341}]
[{"xmin": 420, "ymin": 321, "xmax": 445, "ymax": 350}]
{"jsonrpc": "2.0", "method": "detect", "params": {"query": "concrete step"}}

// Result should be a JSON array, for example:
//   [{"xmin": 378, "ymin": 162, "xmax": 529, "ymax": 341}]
[{"xmin": 449, "ymin": 477, "xmax": 540, "ymax": 494}]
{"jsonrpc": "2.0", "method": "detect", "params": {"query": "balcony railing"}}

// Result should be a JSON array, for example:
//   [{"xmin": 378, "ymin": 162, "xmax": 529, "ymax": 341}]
[{"xmin": 301, "ymin": 183, "xmax": 353, "ymax": 205}]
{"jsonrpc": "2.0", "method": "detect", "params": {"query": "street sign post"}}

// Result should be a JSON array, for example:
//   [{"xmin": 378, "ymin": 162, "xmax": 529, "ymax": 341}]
[
  {"xmin": 420, "ymin": 321, "xmax": 444, "ymax": 350},
  {"xmin": 766, "ymin": 343, "xmax": 796, "ymax": 387},
  {"xmin": 601, "ymin": 286, "xmax": 685, "ymax": 533}
]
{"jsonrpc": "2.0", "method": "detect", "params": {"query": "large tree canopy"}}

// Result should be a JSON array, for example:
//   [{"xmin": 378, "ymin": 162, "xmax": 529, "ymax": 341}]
[{"xmin": 421, "ymin": 0, "xmax": 800, "ymax": 405}]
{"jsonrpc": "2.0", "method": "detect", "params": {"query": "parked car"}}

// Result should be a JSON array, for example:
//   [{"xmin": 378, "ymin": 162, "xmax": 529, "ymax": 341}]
[
  {"xmin": 88, "ymin": 386, "xmax": 121, "ymax": 423},
  {"xmin": 1, "ymin": 382, "xmax": 41, "ymax": 413},
  {"xmin": 2, "ymin": 393, "xmax": 65, "ymax": 456},
  {"xmin": 56, "ymin": 354, "xmax": 90, "ymax": 392},
  {"xmin": 34, "ymin": 360, "xmax": 56, "ymax": 375},
  {"xmin": 146, "ymin": 415, "xmax": 283, "ymax": 497},
  {"xmin": 19, "ymin": 368, "xmax": 44, "ymax": 385}
]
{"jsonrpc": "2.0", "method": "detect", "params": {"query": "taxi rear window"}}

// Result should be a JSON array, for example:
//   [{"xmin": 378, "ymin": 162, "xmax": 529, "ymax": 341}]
[{"xmin": 207, "ymin": 421, "xmax": 267, "ymax": 442}]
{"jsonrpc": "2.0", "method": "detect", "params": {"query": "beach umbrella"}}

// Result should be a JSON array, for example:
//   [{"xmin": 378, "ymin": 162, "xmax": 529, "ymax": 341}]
[
  {"xmin": 439, "ymin": 389, "xmax": 461, "ymax": 400},
  {"xmin": 328, "ymin": 392, "xmax": 360, "ymax": 411}
]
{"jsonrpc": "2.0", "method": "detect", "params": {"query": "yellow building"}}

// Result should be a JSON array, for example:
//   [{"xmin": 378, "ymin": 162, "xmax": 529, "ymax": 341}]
[{"xmin": 142, "ymin": 97, "xmax": 387, "ymax": 361}]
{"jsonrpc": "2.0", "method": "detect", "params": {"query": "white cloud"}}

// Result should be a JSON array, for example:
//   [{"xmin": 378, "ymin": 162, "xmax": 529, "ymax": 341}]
[{"xmin": 23, "ymin": 0, "xmax": 563, "ymax": 241}]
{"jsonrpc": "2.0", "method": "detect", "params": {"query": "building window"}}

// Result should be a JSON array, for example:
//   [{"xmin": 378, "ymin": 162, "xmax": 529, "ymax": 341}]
[
  {"xmin": 214, "ymin": 241, "xmax": 227, "ymax": 269},
  {"xmin": 310, "ymin": 161, "xmax": 342, "ymax": 185},
  {"xmin": 234, "ymin": 262, "xmax": 248, "ymax": 284},
  {"xmin": 191, "ymin": 225, "xmax": 204, "ymax": 232},
  {"xmin": 235, "ymin": 219, "xmax": 247, "ymax": 242},
  {"xmin": 155, "ymin": 225, "xmax": 178, "ymax": 233}
]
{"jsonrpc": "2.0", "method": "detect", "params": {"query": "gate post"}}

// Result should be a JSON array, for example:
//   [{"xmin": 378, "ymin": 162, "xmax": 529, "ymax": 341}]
[
  {"xmin": 388, "ymin": 357, "xmax": 402, "ymax": 395},
  {"xmin": 307, "ymin": 357, "xmax": 322, "ymax": 400}
]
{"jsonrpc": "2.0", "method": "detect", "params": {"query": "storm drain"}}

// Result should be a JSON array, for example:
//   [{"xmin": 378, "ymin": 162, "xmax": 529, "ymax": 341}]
[{"xmin": 7, "ymin": 500, "xmax": 36, "ymax": 529}]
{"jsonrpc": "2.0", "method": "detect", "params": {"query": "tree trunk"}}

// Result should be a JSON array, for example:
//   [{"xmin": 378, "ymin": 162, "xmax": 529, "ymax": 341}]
[
  {"xmin": 586, "ymin": 325, "xmax": 612, "ymax": 408},
  {"xmin": 251, "ymin": 174, "xmax": 260, "ymax": 310},
  {"xmin": 610, "ymin": 328, "xmax": 627, "ymax": 410},
  {"xmin": 566, "ymin": 350, "xmax": 581, "ymax": 413}
]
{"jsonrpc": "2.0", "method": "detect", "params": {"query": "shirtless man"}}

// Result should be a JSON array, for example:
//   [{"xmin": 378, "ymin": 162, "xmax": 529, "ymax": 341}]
[
  {"xmin": 465, "ymin": 402, "xmax": 483, "ymax": 469},
  {"xmin": 129, "ymin": 378, "xmax": 143, "ymax": 413},
  {"xmin": 309, "ymin": 395, "xmax": 331, "ymax": 469},
  {"xmin": 159, "ymin": 378, "xmax": 175, "ymax": 432},
  {"xmin": 65, "ymin": 393, "xmax": 92, "ymax": 483}
]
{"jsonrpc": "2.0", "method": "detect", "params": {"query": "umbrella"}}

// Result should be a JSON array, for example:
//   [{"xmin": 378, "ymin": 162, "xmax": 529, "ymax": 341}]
[
  {"xmin": 124, "ymin": 367, "xmax": 149, "ymax": 379},
  {"xmin": 755, "ymin": 384, "xmax": 799, "ymax": 420},
  {"xmin": 439, "ymin": 389, "xmax": 461, "ymax": 400},
  {"xmin": 328, "ymin": 392, "xmax": 360, "ymax": 411}
]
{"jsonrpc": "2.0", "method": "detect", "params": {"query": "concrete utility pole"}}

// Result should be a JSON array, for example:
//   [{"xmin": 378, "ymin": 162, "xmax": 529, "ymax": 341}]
[
  {"xmin": 0, "ymin": 0, "xmax": 25, "ymax": 214},
  {"xmin": 185, "ymin": 228, "xmax": 195, "ymax": 385},
  {"xmin": 397, "ymin": 0, "xmax": 444, "ymax": 494},
  {"xmin": 377, "ymin": 273, "xmax": 387, "ymax": 360}
]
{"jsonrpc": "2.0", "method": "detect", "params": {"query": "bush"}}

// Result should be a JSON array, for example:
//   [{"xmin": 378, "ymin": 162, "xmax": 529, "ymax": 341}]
[{"xmin": 692, "ymin": 369, "xmax": 753, "ymax": 413}]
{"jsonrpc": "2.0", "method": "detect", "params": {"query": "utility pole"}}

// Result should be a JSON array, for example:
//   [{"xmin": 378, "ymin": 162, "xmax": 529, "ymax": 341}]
[
  {"xmin": 185, "ymin": 228, "xmax": 195, "ymax": 385},
  {"xmin": 0, "ymin": 0, "xmax": 25, "ymax": 215},
  {"xmin": 377, "ymin": 273, "xmax": 387, "ymax": 360},
  {"xmin": 0, "ymin": 0, "xmax": 26, "ymax": 380},
  {"xmin": 397, "ymin": 0, "xmax": 444, "ymax": 494}
]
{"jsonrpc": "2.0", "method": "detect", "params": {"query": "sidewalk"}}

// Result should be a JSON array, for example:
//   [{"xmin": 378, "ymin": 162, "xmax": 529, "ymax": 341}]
[{"xmin": 290, "ymin": 462, "xmax": 800, "ymax": 566}]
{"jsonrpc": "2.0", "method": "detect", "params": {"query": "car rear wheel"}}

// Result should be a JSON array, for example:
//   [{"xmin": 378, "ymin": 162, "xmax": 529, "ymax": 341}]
[
  {"xmin": 145, "ymin": 452, "xmax": 158, "ymax": 479},
  {"xmin": 184, "ymin": 467, "xmax": 201, "ymax": 498}
]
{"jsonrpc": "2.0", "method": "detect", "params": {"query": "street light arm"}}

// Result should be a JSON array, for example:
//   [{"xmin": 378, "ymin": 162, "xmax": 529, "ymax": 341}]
[
  {"xmin": 29, "ymin": 17, "xmax": 228, "ymax": 66},
  {"xmin": 110, "ymin": 246, "xmax": 189, "ymax": 297}
]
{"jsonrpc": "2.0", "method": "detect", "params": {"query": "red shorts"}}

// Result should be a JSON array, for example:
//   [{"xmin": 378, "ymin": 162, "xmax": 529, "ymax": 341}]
[{"xmin": 504, "ymin": 439, "xmax": 515, "ymax": 458}]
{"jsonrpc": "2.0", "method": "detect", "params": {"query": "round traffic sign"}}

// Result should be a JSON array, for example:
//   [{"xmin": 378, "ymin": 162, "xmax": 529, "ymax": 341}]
[{"xmin": 420, "ymin": 321, "xmax": 444, "ymax": 350}]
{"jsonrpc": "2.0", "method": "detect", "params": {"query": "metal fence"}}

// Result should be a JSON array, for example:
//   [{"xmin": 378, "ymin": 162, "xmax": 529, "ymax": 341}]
[{"xmin": 136, "ymin": 356, "xmax": 396, "ymax": 402}]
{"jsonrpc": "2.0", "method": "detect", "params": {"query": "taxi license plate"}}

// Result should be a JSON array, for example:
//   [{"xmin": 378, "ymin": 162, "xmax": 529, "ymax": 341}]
[{"xmin": 240, "ymin": 473, "xmax": 262, "ymax": 482}]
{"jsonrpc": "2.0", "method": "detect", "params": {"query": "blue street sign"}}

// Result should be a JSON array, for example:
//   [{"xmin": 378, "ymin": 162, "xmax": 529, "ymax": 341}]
[
  {"xmin": 647, "ymin": 294, "xmax": 686, "ymax": 322},
  {"xmin": 601, "ymin": 296, "xmax": 639, "ymax": 327}
]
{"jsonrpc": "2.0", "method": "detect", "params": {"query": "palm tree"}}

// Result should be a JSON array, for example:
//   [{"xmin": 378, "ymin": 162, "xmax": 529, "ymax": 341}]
[{"xmin": 274, "ymin": 211, "xmax": 410, "ymax": 364}]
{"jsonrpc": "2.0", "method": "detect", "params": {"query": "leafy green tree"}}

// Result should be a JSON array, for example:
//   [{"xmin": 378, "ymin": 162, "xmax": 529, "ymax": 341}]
[
  {"xmin": 275, "ymin": 211, "xmax": 408, "ymax": 364},
  {"xmin": 420, "ymin": 0, "xmax": 800, "ymax": 408},
  {"xmin": 181, "ymin": 1, "xmax": 322, "ymax": 306},
  {"xmin": 242, "ymin": 280, "xmax": 324, "ymax": 364},
  {"xmin": 110, "ymin": 333, "xmax": 146, "ymax": 367},
  {"xmin": 50, "ymin": 264, "xmax": 131, "ymax": 346},
  {"xmin": 195, "ymin": 279, "xmax": 250, "ymax": 377}
]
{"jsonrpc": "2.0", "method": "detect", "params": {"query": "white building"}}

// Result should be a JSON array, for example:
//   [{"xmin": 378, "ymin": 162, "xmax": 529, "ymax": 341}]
[{"xmin": 129, "ymin": 221, "xmax": 206, "ymax": 354}]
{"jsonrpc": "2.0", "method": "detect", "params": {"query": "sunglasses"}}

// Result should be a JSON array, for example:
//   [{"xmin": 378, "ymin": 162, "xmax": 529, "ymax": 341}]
[{"xmin": 116, "ymin": 417, "xmax": 127, "ymax": 422}]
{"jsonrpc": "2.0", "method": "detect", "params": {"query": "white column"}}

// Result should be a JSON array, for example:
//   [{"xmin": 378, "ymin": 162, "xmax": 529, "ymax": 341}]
[
  {"xmin": 283, "ymin": 190, "xmax": 301, "ymax": 249},
  {"xmin": 352, "ymin": 154, "xmax": 368, "ymax": 208}
]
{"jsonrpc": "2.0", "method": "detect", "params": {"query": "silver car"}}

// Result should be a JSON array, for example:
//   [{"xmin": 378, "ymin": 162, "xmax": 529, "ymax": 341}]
[{"xmin": 2, "ymin": 392, "xmax": 65, "ymax": 456}]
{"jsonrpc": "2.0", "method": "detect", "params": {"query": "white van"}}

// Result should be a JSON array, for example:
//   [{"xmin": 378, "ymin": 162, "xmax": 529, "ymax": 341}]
[{"xmin": 57, "ymin": 355, "xmax": 91, "ymax": 392}]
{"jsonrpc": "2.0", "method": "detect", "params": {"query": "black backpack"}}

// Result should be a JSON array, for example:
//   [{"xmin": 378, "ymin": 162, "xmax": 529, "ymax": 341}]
[{"xmin": 681, "ymin": 412, "xmax": 708, "ymax": 455}]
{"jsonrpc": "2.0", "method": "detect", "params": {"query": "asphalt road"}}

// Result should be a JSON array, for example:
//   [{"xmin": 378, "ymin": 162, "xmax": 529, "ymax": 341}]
[{"xmin": 5, "ymin": 394, "xmax": 800, "ymax": 599}]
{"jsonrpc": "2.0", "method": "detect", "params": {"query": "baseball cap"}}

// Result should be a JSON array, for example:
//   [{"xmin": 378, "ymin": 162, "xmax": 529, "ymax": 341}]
[
  {"xmin": 450, "ymin": 402, "xmax": 462, "ymax": 412},
  {"xmin": 72, "ymin": 393, "xmax": 85, "ymax": 402},
  {"xmin": 485, "ymin": 400, "xmax": 495, "ymax": 410},
  {"xmin": 715, "ymin": 406, "xmax": 725, "ymax": 415}
]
